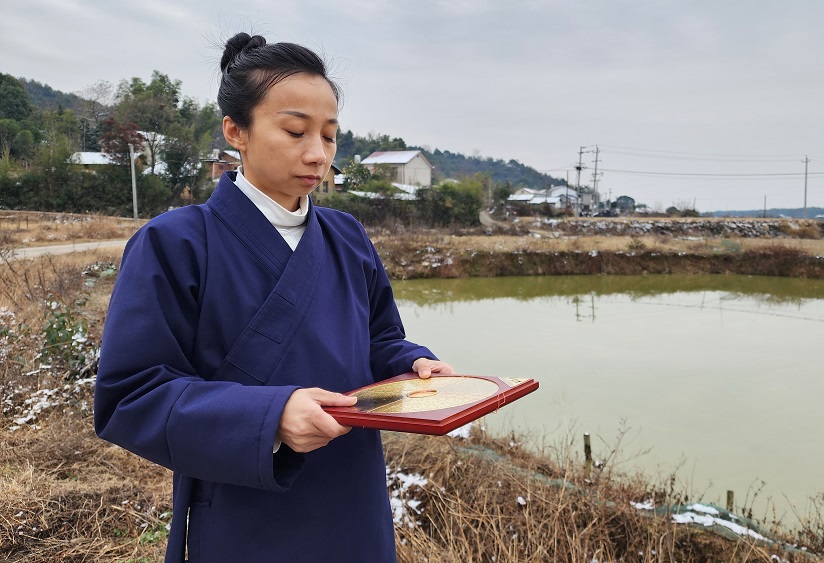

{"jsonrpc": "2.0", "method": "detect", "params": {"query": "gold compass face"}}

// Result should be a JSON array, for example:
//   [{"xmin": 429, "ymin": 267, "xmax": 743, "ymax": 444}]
[{"xmin": 351, "ymin": 376, "xmax": 500, "ymax": 414}]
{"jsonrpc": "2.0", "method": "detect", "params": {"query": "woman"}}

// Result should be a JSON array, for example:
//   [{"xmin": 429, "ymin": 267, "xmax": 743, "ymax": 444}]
[{"xmin": 94, "ymin": 32, "xmax": 453, "ymax": 563}]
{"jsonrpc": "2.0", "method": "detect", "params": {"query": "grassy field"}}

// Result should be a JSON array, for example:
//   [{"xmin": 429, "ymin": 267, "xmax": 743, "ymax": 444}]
[
  {"xmin": 2, "ymin": 209, "xmax": 823, "ymax": 255},
  {"xmin": 0, "ymin": 211, "xmax": 143, "ymax": 248},
  {"xmin": 1, "ymin": 214, "xmax": 823, "ymax": 561}
]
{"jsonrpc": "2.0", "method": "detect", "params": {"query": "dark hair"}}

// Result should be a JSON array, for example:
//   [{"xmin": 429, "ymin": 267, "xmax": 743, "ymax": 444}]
[{"xmin": 218, "ymin": 33, "xmax": 340, "ymax": 129}]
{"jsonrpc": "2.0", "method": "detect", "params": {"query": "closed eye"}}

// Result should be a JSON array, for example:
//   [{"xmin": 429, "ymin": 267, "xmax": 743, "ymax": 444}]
[{"xmin": 287, "ymin": 131, "xmax": 304, "ymax": 138}]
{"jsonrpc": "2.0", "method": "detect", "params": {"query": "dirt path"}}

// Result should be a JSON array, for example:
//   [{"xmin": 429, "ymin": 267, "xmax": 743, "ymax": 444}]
[{"xmin": 8, "ymin": 240, "xmax": 129, "ymax": 260}]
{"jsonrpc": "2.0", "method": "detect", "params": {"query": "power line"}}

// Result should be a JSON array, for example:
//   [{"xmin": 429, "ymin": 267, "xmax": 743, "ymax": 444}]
[
  {"xmin": 600, "ymin": 168, "xmax": 824, "ymax": 179},
  {"xmin": 598, "ymin": 144, "xmax": 804, "ymax": 161},
  {"xmin": 601, "ymin": 149, "xmax": 799, "ymax": 163}
]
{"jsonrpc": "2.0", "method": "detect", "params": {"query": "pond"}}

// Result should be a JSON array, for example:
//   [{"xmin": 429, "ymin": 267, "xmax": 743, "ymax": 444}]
[{"xmin": 393, "ymin": 274, "xmax": 824, "ymax": 525}]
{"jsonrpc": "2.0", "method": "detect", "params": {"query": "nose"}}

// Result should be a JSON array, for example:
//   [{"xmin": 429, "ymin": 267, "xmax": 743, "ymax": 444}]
[{"xmin": 303, "ymin": 134, "xmax": 327, "ymax": 166}]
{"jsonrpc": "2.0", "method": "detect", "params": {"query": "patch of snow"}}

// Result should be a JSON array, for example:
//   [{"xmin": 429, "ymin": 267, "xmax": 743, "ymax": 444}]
[
  {"xmin": 7, "ymin": 377, "xmax": 95, "ymax": 430},
  {"xmin": 687, "ymin": 503, "xmax": 719, "ymax": 515},
  {"xmin": 447, "ymin": 423, "xmax": 472, "ymax": 438},
  {"xmin": 671, "ymin": 511, "xmax": 768, "ymax": 541},
  {"xmin": 631, "ymin": 500, "xmax": 654, "ymax": 510},
  {"xmin": 386, "ymin": 467, "xmax": 428, "ymax": 529}
]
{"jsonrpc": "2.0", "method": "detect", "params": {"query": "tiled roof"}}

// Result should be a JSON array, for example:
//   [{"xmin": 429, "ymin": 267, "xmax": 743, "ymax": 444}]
[
  {"xmin": 361, "ymin": 150, "xmax": 424, "ymax": 165},
  {"xmin": 69, "ymin": 152, "xmax": 117, "ymax": 165}
]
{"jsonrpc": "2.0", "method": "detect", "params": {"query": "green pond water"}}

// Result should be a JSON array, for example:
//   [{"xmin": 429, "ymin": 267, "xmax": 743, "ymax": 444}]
[{"xmin": 393, "ymin": 274, "xmax": 824, "ymax": 525}]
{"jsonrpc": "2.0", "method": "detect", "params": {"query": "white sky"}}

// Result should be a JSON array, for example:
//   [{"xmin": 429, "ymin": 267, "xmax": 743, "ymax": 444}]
[{"xmin": 2, "ymin": 0, "xmax": 823, "ymax": 211}]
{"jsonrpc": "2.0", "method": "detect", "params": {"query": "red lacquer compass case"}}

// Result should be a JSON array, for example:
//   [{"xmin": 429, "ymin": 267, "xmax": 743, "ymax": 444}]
[{"xmin": 324, "ymin": 373, "xmax": 539, "ymax": 435}]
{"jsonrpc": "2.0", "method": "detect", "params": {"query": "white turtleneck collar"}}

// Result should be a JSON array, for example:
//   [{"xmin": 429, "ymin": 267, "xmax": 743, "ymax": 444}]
[{"xmin": 232, "ymin": 167, "xmax": 309, "ymax": 251}]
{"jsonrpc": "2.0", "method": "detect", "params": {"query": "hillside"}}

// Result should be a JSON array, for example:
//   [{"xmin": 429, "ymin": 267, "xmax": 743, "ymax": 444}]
[
  {"xmin": 14, "ymin": 76, "xmax": 560, "ymax": 191},
  {"xmin": 335, "ymin": 130, "xmax": 562, "ymax": 189},
  {"xmin": 18, "ymin": 77, "xmax": 88, "ymax": 113}
]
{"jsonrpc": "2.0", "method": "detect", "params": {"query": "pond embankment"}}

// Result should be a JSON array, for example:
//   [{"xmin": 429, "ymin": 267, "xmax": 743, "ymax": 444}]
[{"xmin": 370, "ymin": 217, "xmax": 824, "ymax": 280}]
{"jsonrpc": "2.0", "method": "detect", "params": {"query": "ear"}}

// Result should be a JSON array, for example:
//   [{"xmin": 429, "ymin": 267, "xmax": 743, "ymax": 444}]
[{"xmin": 223, "ymin": 116, "xmax": 248, "ymax": 152}]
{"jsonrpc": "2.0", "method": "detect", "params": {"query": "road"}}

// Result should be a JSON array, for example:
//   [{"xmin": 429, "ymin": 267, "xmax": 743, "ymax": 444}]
[{"xmin": 8, "ymin": 240, "xmax": 129, "ymax": 260}]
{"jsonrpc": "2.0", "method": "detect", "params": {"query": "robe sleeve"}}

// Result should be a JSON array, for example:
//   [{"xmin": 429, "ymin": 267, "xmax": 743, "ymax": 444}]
[
  {"xmin": 362, "ymin": 228, "xmax": 437, "ymax": 380},
  {"xmin": 94, "ymin": 212, "xmax": 304, "ymax": 492}
]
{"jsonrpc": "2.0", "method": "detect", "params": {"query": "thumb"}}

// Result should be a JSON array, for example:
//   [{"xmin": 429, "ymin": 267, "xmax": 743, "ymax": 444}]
[
  {"xmin": 412, "ymin": 359, "xmax": 432, "ymax": 379},
  {"xmin": 307, "ymin": 388, "xmax": 357, "ymax": 407}
]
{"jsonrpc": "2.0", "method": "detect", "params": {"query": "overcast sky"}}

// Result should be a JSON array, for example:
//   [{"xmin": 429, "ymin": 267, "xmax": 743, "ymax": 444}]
[{"xmin": 2, "ymin": 0, "xmax": 823, "ymax": 211}]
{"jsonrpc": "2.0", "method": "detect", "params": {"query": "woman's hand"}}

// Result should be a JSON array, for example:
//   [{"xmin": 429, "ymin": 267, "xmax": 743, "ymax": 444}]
[
  {"xmin": 276, "ymin": 388, "xmax": 357, "ymax": 453},
  {"xmin": 412, "ymin": 358, "xmax": 456, "ymax": 379}
]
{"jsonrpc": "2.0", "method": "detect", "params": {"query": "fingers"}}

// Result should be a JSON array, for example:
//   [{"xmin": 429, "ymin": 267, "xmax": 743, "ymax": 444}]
[
  {"xmin": 412, "ymin": 358, "xmax": 456, "ymax": 379},
  {"xmin": 303, "ymin": 387, "xmax": 357, "ymax": 407},
  {"xmin": 433, "ymin": 362, "xmax": 456, "ymax": 375},
  {"xmin": 277, "ymin": 388, "xmax": 354, "ymax": 453}
]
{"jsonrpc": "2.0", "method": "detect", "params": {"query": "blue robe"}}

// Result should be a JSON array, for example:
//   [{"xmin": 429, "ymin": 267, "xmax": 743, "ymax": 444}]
[{"xmin": 94, "ymin": 172, "xmax": 435, "ymax": 562}]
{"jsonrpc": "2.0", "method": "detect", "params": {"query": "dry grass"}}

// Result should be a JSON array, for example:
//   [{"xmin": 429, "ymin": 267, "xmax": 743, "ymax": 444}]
[
  {"xmin": 0, "ymin": 250, "xmax": 170, "ymax": 562},
  {"xmin": 1, "ymin": 418, "xmax": 172, "ymax": 563},
  {"xmin": 371, "ymin": 233, "xmax": 824, "ymax": 257},
  {"xmin": 385, "ymin": 430, "xmax": 810, "ymax": 563},
  {"xmin": 0, "ymin": 211, "xmax": 143, "ymax": 248}
]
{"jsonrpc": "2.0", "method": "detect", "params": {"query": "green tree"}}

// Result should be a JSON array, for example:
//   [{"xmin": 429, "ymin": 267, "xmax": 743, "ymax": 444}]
[
  {"xmin": 161, "ymin": 123, "xmax": 201, "ymax": 201},
  {"xmin": 416, "ymin": 178, "xmax": 483, "ymax": 227},
  {"xmin": 159, "ymin": 101, "xmax": 220, "ymax": 202},
  {"xmin": 115, "ymin": 71, "xmax": 182, "ymax": 173},
  {"xmin": 0, "ymin": 74, "xmax": 33, "ymax": 121},
  {"xmin": 138, "ymin": 172, "xmax": 172, "ymax": 216},
  {"xmin": 0, "ymin": 119, "xmax": 21, "ymax": 158},
  {"xmin": 334, "ymin": 130, "xmax": 407, "ymax": 164},
  {"xmin": 342, "ymin": 160, "xmax": 373, "ymax": 190},
  {"xmin": 11, "ymin": 129, "xmax": 35, "ymax": 160}
]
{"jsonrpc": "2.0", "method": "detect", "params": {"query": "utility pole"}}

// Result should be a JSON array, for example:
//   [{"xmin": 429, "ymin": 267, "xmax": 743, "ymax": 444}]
[
  {"xmin": 803, "ymin": 155, "xmax": 810, "ymax": 219},
  {"xmin": 591, "ymin": 146, "xmax": 600, "ymax": 212},
  {"xmin": 129, "ymin": 143, "xmax": 139, "ymax": 221},
  {"xmin": 576, "ymin": 146, "xmax": 586, "ymax": 216},
  {"xmin": 576, "ymin": 146, "xmax": 585, "ymax": 189}
]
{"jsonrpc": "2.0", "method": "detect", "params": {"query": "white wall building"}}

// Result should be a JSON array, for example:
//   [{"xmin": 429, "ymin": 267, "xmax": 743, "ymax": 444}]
[{"xmin": 360, "ymin": 150, "xmax": 433, "ymax": 188}]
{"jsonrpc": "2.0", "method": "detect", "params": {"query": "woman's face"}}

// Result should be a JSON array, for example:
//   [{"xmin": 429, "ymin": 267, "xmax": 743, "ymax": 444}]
[{"xmin": 225, "ymin": 72, "xmax": 338, "ymax": 211}]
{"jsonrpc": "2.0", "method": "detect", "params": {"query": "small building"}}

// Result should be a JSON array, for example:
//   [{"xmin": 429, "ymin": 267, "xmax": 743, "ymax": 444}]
[
  {"xmin": 69, "ymin": 151, "xmax": 118, "ymax": 167},
  {"xmin": 508, "ymin": 186, "xmax": 579, "ymax": 213},
  {"xmin": 360, "ymin": 150, "xmax": 433, "ymax": 188},
  {"xmin": 201, "ymin": 149, "xmax": 242, "ymax": 182},
  {"xmin": 312, "ymin": 164, "xmax": 342, "ymax": 201}
]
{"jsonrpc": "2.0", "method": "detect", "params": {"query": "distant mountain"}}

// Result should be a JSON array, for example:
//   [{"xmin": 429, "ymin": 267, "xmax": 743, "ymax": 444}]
[
  {"xmin": 704, "ymin": 207, "xmax": 824, "ymax": 219},
  {"xmin": 18, "ymin": 78, "xmax": 87, "ymax": 112},
  {"xmin": 335, "ymin": 129, "xmax": 561, "ymax": 189},
  {"xmin": 417, "ymin": 147, "xmax": 564, "ymax": 189}
]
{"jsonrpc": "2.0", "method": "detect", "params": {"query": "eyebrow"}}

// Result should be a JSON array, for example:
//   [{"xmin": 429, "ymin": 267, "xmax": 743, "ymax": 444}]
[{"xmin": 277, "ymin": 110, "xmax": 338, "ymax": 125}]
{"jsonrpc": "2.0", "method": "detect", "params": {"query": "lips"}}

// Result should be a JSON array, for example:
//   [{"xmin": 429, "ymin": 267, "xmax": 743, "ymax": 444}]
[{"xmin": 297, "ymin": 175, "xmax": 321, "ymax": 185}]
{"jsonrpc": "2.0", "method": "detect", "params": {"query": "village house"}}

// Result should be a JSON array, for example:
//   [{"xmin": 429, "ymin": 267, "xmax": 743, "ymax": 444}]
[
  {"xmin": 360, "ymin": 150, "xmax": 433, "ymax": 188},
  {"xmin": 200, "ymin": 149, "xmax": 242, "ymax": 182},
  {"xmin": 508, "ymin": 186, "xmax": 581, "ymax": 213},
  {"xmin": 311, "ymin": 164, "xmax": 342, "ymax": 201},
  {"xmin": 69, "ymin": 151, "xmax": 118, "ymax": 168}
]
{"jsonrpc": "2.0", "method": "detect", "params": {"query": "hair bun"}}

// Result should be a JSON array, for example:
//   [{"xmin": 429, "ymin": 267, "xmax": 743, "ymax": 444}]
[{"xmin": 221, "ymin": 32, "xmax": 267, "ymax": 72}]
